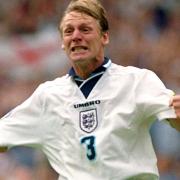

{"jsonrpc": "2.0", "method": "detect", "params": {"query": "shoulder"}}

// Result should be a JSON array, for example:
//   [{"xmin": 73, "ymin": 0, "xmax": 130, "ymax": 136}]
[
  {"xmin": 39, "ymin": 74, "xmax": 71, "ymax": 90},
  {"xmin": 108, "ymin": 62, "xmax": 155, "ymax": 78},
  {"xmin": 107, "ymin": 62, "xmax": 166, "ymax": 88},
  {"xmin": 33, "ymin": 74, "xmax": 72, "ymax": 98}
]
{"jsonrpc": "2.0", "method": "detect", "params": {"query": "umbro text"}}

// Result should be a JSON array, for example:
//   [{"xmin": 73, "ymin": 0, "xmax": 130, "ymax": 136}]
[{"xmin": 74, "ymin": 100, "xmax": 101, "ymax": 109}]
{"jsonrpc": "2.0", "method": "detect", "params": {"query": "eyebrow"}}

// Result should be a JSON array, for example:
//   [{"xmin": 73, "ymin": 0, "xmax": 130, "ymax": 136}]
[{"xmin": 63, "ymin": 22, "xmax": 94, "ymax": 30}]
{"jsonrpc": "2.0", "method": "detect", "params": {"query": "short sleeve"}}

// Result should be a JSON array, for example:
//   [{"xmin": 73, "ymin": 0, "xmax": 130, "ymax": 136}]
[
  {"xmin": 136, "ymin": 70, "xmax": 176, "ymax": 121},
  {"xmin": 0, "ymin": 84, "xmax": 45, "ymax": 149}
]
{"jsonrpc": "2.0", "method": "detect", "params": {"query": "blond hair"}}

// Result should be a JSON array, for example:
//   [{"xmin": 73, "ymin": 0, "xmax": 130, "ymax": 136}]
[{"xmin": 59, "ymin": 0, "xmax": 109, "ymax": 35}]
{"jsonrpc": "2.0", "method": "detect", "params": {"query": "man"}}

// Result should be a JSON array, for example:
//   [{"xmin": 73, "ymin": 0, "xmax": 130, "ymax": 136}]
[{"xmin": 0, "ymin": 0, "xmax": 180, "ymax": 179}]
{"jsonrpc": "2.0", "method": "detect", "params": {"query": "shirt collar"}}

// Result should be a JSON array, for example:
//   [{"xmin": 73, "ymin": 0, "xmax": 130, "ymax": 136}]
[{"xmin": 68, "ymin": 57, "xmax": 111, "ymax": 78}]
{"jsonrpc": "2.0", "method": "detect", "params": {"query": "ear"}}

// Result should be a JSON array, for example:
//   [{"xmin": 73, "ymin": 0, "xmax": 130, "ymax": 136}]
[
  {"xmin": 102, "ymin": 31, "xmax": 109, "ymax": 46},
  {"xmin": 61, "ymin": 43, "xmax": 65, "ymax": 50}
]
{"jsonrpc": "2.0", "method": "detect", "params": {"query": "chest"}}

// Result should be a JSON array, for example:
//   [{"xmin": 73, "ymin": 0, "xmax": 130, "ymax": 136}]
[
  {"xmin": 44, "ymin": 77, "xmax": 140, "ymax": 139},
  {"xmin": 42, "ymin": 79, "xmax": 145, "ymax": 168}
]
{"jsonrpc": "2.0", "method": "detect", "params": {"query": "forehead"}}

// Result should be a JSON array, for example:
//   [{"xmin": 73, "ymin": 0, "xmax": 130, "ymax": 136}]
[{"xmin": 61, "ymin": 11, "xmax": 98, "ymax": 27}]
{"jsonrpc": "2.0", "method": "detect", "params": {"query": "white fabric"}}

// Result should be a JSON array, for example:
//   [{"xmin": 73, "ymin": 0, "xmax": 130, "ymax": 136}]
[{"xmin": 0, "ymin": 63, "xmax": 176, "ymax": 180}]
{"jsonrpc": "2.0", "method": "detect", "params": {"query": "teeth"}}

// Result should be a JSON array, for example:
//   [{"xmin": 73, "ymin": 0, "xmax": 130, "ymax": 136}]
[{"xmin": 72, "ymin": 46, "xmax": 87, "ymax": 52}]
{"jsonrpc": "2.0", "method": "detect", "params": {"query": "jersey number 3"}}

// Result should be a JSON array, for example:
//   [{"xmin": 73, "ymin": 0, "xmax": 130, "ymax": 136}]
[{"xmin": 81, "ymin": 136, "xmax": 96, "ymax": 161}]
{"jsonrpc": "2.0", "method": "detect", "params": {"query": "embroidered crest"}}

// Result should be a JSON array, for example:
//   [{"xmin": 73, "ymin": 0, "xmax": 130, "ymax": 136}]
[{"xmin": 80, "ymin": 109, "xmax": 98, "ymax": 133}]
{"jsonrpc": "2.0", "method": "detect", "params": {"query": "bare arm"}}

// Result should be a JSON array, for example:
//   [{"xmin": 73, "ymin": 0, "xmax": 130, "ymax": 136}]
[{"xmin": 169, "ymin": 95, "xmax": 180, "ymax": 131}]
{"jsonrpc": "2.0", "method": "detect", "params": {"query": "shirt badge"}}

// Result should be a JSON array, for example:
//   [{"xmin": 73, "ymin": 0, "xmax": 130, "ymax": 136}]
[{"xmin": 80, "ymin": 109, "xmax": 98, "ymax": 133}]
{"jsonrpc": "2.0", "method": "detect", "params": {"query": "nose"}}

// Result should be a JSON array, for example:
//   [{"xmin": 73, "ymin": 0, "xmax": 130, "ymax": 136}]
[{"xmin": 72, "ymin": 29, "xmax": 82, "ymax": 42}]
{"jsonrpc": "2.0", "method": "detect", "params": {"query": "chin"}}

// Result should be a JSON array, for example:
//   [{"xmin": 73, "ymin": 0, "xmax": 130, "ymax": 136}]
[{"xmin": 71, "ymin": 55, "xmax": 90, "ymax": 63}]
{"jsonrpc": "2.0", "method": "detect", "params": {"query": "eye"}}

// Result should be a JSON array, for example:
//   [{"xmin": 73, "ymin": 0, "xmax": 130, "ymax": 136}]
[
  {"xmin": 83, "ymin": 28, "xmax": 89, "ymax": 32},
  {"xmin": 63, "ymin": 28, "xmax": 73, "ymax": 36},
  {"xmin": 81, "ymin": 27, "xmax": 91, "ymax": 33}
]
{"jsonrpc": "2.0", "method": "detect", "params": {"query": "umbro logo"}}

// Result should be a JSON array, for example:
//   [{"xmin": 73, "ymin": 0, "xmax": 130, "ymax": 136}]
[{"xmin": 74, "ymin": 100, "xmax": 101, "ymax": 109}]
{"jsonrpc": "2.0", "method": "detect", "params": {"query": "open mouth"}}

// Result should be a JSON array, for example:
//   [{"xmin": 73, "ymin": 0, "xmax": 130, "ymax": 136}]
[{"xmin": 71, "ymin": 46, "xmax": 88, "ymax": 52}]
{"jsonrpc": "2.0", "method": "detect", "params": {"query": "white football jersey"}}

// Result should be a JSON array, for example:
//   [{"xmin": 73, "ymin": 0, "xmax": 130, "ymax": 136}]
[{"xmin": 0, "ymin": 62, "xmax": 176, "ymax": 180}]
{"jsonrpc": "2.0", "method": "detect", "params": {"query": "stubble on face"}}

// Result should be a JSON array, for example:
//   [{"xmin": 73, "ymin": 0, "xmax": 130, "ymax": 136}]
[{"xmin": 61, "ymin": 12, "xmax": 107, "ymax": 79}]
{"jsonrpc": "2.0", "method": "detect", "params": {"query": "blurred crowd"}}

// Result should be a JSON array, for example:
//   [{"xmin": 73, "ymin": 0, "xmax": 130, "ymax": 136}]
[{"xmin": 0, "ymin": 0, "xmax": 179, "ymax": 179}]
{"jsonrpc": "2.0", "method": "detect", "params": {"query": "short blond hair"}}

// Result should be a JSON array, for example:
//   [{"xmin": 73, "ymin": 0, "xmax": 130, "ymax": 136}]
[{"xmin": 59, "ymin": 0, "xmax": 109, "ymax": 35}]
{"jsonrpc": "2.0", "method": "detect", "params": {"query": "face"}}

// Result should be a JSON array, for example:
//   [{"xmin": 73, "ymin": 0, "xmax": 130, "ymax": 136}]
[{"xmin": 60, "ymin": 11, "xmax": 109, "ymax": 65}]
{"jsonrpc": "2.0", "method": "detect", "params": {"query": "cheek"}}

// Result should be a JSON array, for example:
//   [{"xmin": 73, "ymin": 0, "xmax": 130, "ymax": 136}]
[
  {"xmin": 62, "ymin": 37, "xmax": 70, "ymax": 47},
  {"xmin": 91, "ymin": 39, "xmax": 103, "ymax": 51}
]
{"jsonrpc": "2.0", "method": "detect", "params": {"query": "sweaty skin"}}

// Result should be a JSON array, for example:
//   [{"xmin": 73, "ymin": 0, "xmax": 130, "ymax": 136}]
[{"xmin": 61, "ymin": 11, "xmax": 109, "ymax": 79}]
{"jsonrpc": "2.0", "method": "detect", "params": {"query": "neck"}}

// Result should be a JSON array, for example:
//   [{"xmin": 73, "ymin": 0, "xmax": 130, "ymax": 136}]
[{"xmin": 73, "ymin": 57, "xmax": 104, "ymax": 79}]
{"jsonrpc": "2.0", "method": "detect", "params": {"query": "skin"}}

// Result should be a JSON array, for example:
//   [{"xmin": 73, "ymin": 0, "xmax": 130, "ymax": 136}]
[
  {"xmin": 60, "ymin": 11, "xmax": 180, "ymax": 130},
  {"xmin": 0, "ymin": 11, "xmax": 110, "ymax": 153},
  {"xmin": 0, "ymin": 11, "xmax": 180, "ymax": 152},
  {"xmin": 169, "ymin": 95, "xmax": 180, "ymax": 131},
  {"xmin": 60, "ymin": 11, "xmax": 109, "ymax": 79}
]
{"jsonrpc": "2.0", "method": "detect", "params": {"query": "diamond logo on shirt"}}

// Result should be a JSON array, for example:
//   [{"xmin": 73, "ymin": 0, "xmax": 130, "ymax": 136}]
[{"xmin": 80, "ymin": 109, "xmax": 98, "ymax": 133}]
